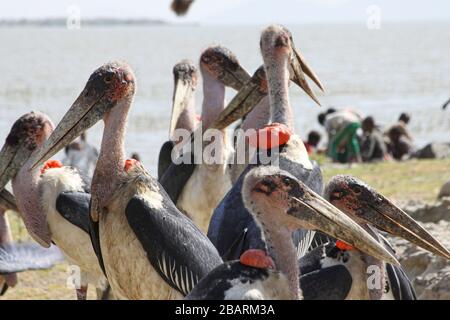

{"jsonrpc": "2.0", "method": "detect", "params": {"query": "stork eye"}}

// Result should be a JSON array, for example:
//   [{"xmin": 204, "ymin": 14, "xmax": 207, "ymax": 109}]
[
  {"xmin": 331, "ymin": 191, "xmax": 344, "ymax": 200},
  {"xmin": 104, "ymin": 75, "xmax": 113, "ymax": 83},
  {"xmin": 352, "ymin": 186, "xmax": 362, "ymax": 194},
  {"xmin": 282, "ymin": 177, "xmax": 294, "ymax": 187}
]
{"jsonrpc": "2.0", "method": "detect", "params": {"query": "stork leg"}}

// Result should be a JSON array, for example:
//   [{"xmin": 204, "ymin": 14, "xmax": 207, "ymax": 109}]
[{"xmin": 76, "ymin": 285, "xmax": 88, "ymax": 300}]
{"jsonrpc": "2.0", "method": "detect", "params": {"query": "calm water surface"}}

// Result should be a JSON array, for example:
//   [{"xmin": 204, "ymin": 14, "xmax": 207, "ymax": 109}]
[{"xmin": 0, "ymin": 23, "xmax": 449, "ymax": 174}]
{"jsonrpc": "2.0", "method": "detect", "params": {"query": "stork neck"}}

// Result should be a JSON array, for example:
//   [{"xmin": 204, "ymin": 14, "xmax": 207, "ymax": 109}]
[
  {"xmin": 263, "ymin": 50, "xmax": 294, "ymax": 130},
  {"xmin": 201, "ymin": 70, "xmax": 225, "ymax": 129},
  {"xmin": 175, "ymin": 95, "xmax": 197, "ymax": 134},
  {"xmin": 92, "ymin": 98, "xmax": 131, "ymax": 205},
  {"xmin": 11, "ymin": 152, "xmax": 50, "ymax": 246},
  {"xmin": 258, "ymin": 210, "xmax": 301, "ymax": 299},
  {"xmin": 241, "ymin": 96, "xmax": 270, "ymax": 131}
]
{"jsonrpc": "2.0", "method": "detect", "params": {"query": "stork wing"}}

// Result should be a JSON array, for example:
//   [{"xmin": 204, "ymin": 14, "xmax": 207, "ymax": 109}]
[
  {"xmin": 299, "ymin": 264, "xmax": 352, "ymax": 300},
  {"xmin": 379, "ymin": 234, "xmax": 417, "ymax": 300},
  {"xmin": 0, "ymin": 282, "xmax": 8, "ymax": 296},
  {"xmin": 56, "ymin": 191, "xmax": 91, "ymax": 234},
  {"xmin": 0, "ymin": 242, "xmax": 64, "ymax": 274},
  {"xmin": 158, "ymin": 151, "xmax": 196, "ymax": 203},
  {"xmin": 385, "ymin": 263, "xmax": 417, "ymax": 300},
  {"xmin": 125, "ymin": 189, "xmax": 223, "ymax": 296},
  {"xmin": 157, "ymin": 140, "xmax": 175, "ymax": 179},
  {"xmin": 186, "ymin": 260, "xmax": 270, "ymax": 300},
  {"xmin": 207, "ymin": 164, "xmax": 266, "ymax": 260}
]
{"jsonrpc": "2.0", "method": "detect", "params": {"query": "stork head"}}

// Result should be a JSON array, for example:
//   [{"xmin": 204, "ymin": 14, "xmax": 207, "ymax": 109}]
[
  {"xmin": 0, "ymin": 112, "xmax": 54, "ymax": 190},
  {"xmin": 260, "ymin": 25, "xmax": 323, "ymax": 106},
  {"xmin": 29, "ymin": 61, "xmax": 136, "ymax": 170},
  {"xmin": 326, "ymin": 175, "xmax": 450, "ymax": 259},
  {"xmin": 0, "ymin": 112, "xmax": 55, "ymax": 247},
  {"xmin": 242, "ymin": 166, "xmax": 399, "ymax": 266},
  {"xmin": 170, "ymin": 60, "xmax": 198, "ymax": 136},
  {"xmin": 200, "ymin": 45, "xmax": 251, "ymax": 91}
]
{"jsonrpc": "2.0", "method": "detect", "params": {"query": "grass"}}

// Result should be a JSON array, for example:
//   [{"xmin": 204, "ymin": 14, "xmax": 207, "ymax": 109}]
[
  {"xmin": 319, "ymin": 157, "xmax": 450, "ymax": 202},
  {"xmin": 1, "ymin": 158, "xmax": 449, "ymax": 299}
]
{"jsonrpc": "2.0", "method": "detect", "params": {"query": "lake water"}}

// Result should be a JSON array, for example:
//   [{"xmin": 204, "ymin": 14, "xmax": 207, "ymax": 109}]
[{"xmin": 0, "ymin": 23, "xmax": 449, "ymax": 175}]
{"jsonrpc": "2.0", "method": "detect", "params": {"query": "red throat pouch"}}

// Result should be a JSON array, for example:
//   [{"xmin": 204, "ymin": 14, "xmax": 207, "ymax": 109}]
[{"xmin": 40, "ymin": 160, "xmax": 63, "ymax": 174}]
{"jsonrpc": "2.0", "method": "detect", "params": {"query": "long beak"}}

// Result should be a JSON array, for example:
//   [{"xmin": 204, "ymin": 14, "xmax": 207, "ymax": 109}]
[
  {"xmin": 0, "ymin": 142, "xmax": 34, "ymax": 191},
  {"xmin": 209, "ymin": 66, "xmax": 267, "ymax": 131},
  {"xmin": 289, "ymin": 44, "xmax": 324, "ymax": 106},
  {"xmin": 364, "ymin": 197, "xmax": 450, "ymax": 259},
  {"xmin": 218, "ymin": 64, "xmax": 252, "ymax": 92},
  {"xmin": 0, "ymin": 190, "xmax": 18, "ymax": 212},
  {"xmin": 169, "ymin": 78, "xmax": 196, "ymax": 138},
  {"xmin": 289, "ymin": 190, "xmax": 399, "ymax": 266},
  {"xmin": 29, "ymin": 91, "xmax": 107, "ymax": 171}
]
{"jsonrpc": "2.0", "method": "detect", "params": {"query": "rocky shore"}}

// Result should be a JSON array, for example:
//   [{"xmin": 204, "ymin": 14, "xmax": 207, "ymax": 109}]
[{"xmin": 392, "ymin": 187, "xmax": 450, "ymax": 300}]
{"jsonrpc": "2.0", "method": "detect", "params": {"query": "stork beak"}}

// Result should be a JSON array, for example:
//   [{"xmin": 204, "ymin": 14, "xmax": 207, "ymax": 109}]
[
  {"xmin": 218, "ymin": 64, "xmax": 252, "ymax": 92},
  {"xmin": 29, "ymin": 89, "xmax": 108, "ymax": 171},
  {"xmin": 0, "ymin": 142, "xmax": 34, "ymax": 192},
  {"xmin": 0, "ymin": 190, "xmax": 18, "ymax": 212},
  {"xmin": 289, "ymin": 44, "xmax": 324, "ymax": 106},
  {"xmin": 170, "ymin": 77, "xmax": 196, "ymax": 138},
  {"xmin": 289, "ymin": 189, "xmax": 399, "ymax": 266},
  {"xmin": 362, "ymin": 196, "xmax": 450, "ymax": 259},
  {"xmin": 209, "ymin": 66, "xmax": 267, "ymax": 130}
]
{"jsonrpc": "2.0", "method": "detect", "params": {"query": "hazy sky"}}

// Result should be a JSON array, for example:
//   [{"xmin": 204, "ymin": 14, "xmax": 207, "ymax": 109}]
[{"xmin": 1, "ymin": 0, "xmax": 449, "ymax": 24}]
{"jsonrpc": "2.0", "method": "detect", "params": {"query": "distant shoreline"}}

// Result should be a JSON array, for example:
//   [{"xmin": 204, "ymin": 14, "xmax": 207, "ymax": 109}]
[{"xmin": 0, "ymin": 18, "xmax": 177, "ymax": 27}]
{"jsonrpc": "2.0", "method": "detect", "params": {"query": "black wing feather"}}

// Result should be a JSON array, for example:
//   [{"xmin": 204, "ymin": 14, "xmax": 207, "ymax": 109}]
[
  {"xmin": 157, "ymin": 140, "xmax": 175, "ymax": 179},
  {"xmin": 158, "ymin": 151, "xmax": 196, "ymax": 203},
  {"xmin": 299, "ymin": 265, "xmax": 352, "ymax": 300},
  {"xmin": 56, "ymin": 191, "xmax": 91, "ymax": 234},
  {"xmin": 385, "ymin": 263, "xmax": 417, "ymax": 300},
  {"xmin": 379, "ymin": 234, "xmax": 417, "ymax": 300},
  {"xmin": 186, "ymin": 260, "xmax": 269, "ymax": 300},
  {"xmin": 125, "ymin": 191, "xmax": 222, "ymax": 296}
]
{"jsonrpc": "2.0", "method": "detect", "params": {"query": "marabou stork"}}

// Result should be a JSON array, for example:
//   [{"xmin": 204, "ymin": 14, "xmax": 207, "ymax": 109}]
[
  {"xmin": 0, "ymin": 112, "xmax": 108, "ymax": 299},
  {"xmin": 187, "ymin": 166, "xmax": 398, "ymax": 299}
]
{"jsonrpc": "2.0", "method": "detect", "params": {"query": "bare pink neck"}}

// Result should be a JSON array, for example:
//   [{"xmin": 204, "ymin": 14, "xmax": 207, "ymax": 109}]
[
  {"xmin": 175, "ymin": 95, "xmax": 197, "ymax": 134},
  {"xmin": 92, "ymin": 98, "xmax": 131, "ymax": 206},
  {"xmin": 201, "ymin": 70, "xmax": 225, "ymax": 129},
  {"xmin": 263, "ymin": 49, "xmax": 294, "ymax": 130},
  {"xmin": 11, "ymin": 152, "xmax": 48, "ymax": 244},
  {"xmin": 241, "ymin": 96, "xmax": 270, "ymax": 131},
  {"xmin": 258, "ymin": 208, "xmax": 300, "ymax": 299}
]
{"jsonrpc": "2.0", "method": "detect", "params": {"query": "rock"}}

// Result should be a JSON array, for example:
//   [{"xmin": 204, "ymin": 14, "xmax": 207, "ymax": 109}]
[
  {"xmin": 438, "ymin": 181, "xmax": 450, "ymax": 199},
  {"xmin": 401, "ymin": 198, "xmax": 450, "ymax": 223},
  {"xmin": 415, "ymin": 267, "xmax": 450, "ymax": 300},
  {"xmin": 388, "ymin": 221, "xmax": 450, "ymax": 299},
  {"xmin": 412, "ymin": 142, "xmax": 450, "ymax": 159}
]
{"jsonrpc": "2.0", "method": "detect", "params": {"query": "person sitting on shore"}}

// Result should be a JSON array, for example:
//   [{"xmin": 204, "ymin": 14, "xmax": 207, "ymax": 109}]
[
  {"xmin": 360, "ymin": 116, "xmax": 388, "ymax": 162},
  {"xmin": 385, "ymin": 112, "xmax": 413, "ymax": 142},
  {"xmin": 387, "ymin": 126, "xmax": 412, "ymax": 160},
  {"xmin": 318, "ymin": 107, "xmax": 362, "ymax": 163},
  {"xmin": 303, "ymin": 130, "xmax": 321, "ymax": 155}
]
